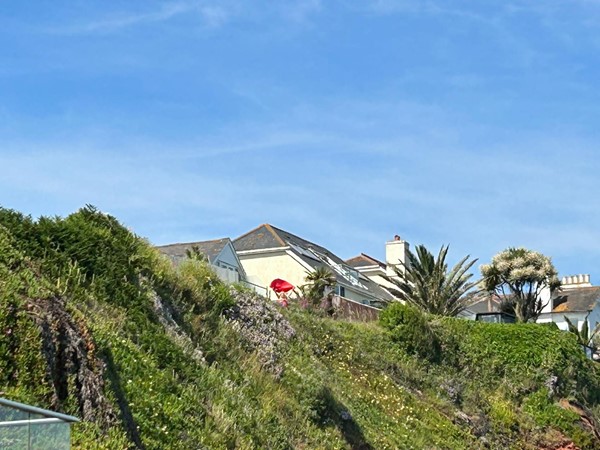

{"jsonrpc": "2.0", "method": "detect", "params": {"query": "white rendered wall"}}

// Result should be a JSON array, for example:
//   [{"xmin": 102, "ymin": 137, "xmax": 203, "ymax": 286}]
[{"xmin": 385, "ymin": 239, "xmax": 408, "ymax": 277}]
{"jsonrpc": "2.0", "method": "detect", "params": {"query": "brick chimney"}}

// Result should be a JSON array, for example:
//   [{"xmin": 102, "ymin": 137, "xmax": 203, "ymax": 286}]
[{"xmin": 385, "ymin": 235, "xmax": 409, "ymax": 278}]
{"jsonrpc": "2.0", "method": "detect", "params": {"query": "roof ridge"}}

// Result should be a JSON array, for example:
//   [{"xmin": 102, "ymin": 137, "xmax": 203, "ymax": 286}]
[
  {"xmin": 233, "ymin": 223, "xmax": 268, "ymax": 242},
  {"xmin": 156, "ymin": 237, "xmax": 229, "ymax": 248},
  {"xmin": 263, "ymin": 223, "xmax": 287, "ymax": 247},
  {"xmin": 269, "ymin": 224, "xmax": 330, "ymax": 253},
  {"xmin": 360, "ymin": 252, "xmax": 386, "ymax": 265}
]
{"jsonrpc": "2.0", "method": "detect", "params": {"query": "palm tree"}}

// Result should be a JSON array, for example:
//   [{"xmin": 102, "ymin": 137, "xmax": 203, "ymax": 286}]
[
  {"xmin": 388, "ymin": 244, "xmax": 479, "ymax": 317},
  {"xmin": 304, "ymin": 266, "xmax": 337, "ymax": 307}
]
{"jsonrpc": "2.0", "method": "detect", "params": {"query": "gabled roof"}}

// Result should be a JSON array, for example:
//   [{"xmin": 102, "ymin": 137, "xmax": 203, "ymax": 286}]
[
  {"xmin": 552, "ymin": 286, "xmax": 600, "ymax": 313},
  {"xmin": 233, "ymin": 224, "xmax": 286, "ymax": 252},
  {"xmin": 234, "ymin": 224, "xmax": 393, "ymax": 302},
  {"xmin": 157, "ymin": 238, "xmax": 231, "ymax": 264},
  {"xmin": 346, "ymin": 253, "xmax": 386, "ymax": 270}
]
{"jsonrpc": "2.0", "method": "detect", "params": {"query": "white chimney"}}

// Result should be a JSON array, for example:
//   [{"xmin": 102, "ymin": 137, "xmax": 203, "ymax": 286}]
[
  {"xmin": 386, "ymin": 235, "xmax": 409, "ymax": 278},
  {"xmin": 561, "ymin": 274, "xmax": 592, "ymax": 290}
]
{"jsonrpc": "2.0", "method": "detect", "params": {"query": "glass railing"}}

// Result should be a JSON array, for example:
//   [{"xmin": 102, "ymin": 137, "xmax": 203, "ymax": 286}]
[{"xmin": 0, "ymin": 398, "xmax": 78, "ymax": 450}]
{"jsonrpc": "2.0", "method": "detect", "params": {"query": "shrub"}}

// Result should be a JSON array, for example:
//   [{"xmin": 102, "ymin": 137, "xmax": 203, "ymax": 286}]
[
  {"xmin": 379, "ymin": 303, "xmax": 440, "ymax": 362},
  {"xmin": 434, "ymin": 318, "xmax": 599, "ymax": 401}
]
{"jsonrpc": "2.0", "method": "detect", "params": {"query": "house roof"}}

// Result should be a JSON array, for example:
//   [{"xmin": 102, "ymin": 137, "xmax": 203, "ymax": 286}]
[
  {"xmin": 346, "ymin": 253, "xmax": 386, "ymax": 270},
  {"xmin": 233, "ymin": 224, "xmax": 286, "ymax": 252},
  {"xmin": 234, "ymin": 224, "xmax": 393, "ymax": 302},
  {"xmin": 465, "ymin": 295, "xmax": 503, "ymax": 314},
  {"xmin": 552, "ymin": 286, "xmax": 600, "ymax": 313},
  {"xmin": 157, "ymin": 238, "xmax": 230, "ymax": 264}
]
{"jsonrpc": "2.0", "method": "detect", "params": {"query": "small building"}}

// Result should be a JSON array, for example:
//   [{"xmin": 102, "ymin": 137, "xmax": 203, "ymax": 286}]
[
  {"xmin": 157, "ymin": 238, "xmax": 247, "ymax": 285},
  {"xmin": 474, "ymin": 312, "xmax": 516, "ymax": 324},
  {"xmin": 0, "ymin": 397, "xmax": 79, "ymax": 449},
  {"xmin": 462, "ymin": 295, "xmax": 504, "ymax": 320}
]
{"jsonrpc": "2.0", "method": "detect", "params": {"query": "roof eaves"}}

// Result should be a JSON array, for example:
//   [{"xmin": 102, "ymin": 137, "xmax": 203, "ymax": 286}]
[{"xmin": 361, "ymin": 253, "xmax": 386, "ymax": 267}]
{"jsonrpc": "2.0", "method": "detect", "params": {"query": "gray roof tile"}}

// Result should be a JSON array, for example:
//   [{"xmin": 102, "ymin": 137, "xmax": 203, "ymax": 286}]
[
  {"xmin": 552, "ymin": 286, "xmax": 600, "ymax": 312},
  {"xmin": 157, "ymin": 238, "xmax": 230, "ymax": 264}
]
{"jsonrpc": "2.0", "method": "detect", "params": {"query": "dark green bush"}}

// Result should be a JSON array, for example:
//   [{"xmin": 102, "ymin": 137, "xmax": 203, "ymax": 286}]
[
  {"xmin": 379, "ymin": 302, "xmax": 440, "ymax": 362},
  {"xmin": 434, "ymin": 318, "xmax": 600, "ymax": 402}
]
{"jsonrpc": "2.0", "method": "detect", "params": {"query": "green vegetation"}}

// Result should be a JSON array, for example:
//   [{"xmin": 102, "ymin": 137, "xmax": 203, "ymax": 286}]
[
  {"xmin": 302, "ymin": 266, "xmax": 336, "ymax": 308},
  {"xmin": 565, "ymin": 315, "xmax": 600, "ymax": 351},
  {"xmin": 1, "ymin": 206, "xmax": 600, "ymax": 449},
  {"xmin": 388, "ymin": 244, "xmax": 479, "ymax": 317}
]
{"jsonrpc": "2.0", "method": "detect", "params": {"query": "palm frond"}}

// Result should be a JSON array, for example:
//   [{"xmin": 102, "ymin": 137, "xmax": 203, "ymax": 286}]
[{"xmin": 388, "ymin": 244, "xmax": 479, "ymax": 316}]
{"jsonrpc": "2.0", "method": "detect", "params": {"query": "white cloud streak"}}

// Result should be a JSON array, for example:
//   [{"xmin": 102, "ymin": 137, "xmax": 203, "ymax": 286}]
[
  {"xmin": 1, "ymin": 96, "xmax": 599, "ymax": 278},
  {"xmin": 49, "ymin": 1, "xmax": 231, "ymax": 35}
]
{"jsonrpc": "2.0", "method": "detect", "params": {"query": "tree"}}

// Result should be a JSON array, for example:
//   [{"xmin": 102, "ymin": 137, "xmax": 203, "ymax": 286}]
[
  {"xmin": 303, "ymin": 266, "xmax": 337, "ymax": 308},
  {"xmin": 481, "ymin": 247, "xmax": 560, "ymax": 323},
  {"xmin": 388, "ymin": 244, "xmax": 479, "ymax": 317}
]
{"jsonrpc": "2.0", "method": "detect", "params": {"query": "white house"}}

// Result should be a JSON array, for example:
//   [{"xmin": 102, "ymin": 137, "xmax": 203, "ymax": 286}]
[
  {"xmin": 232, "ymin": 224, "xmax": 394, "ymax": 307},
  {"xmin": 537, "ymin": 274, "xmax": 600, "ymax": 335}
]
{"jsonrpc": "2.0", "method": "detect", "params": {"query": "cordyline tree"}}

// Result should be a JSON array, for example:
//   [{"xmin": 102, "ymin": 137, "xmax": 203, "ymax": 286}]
[
  {"xmin": 388, "ymin": 244, "xmax": 480, "ymax": 317},
  {"xmin": 480, "ymin": 247, "xmax": 561, "ymax": 323}
]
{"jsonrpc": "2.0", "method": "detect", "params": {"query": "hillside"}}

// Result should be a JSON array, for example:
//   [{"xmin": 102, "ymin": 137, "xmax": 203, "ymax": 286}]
[{"xmin": 1, "ymin": 206, "xmax": 600, "ymax": 449}]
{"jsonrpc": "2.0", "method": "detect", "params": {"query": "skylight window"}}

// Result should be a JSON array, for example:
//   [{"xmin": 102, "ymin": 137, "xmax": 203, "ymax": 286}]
[{"xmin": 287, "ymin": 242, "xmax": 320, "ymax": 261}]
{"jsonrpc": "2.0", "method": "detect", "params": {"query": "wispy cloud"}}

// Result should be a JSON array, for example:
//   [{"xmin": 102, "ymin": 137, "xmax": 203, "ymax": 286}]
[
  {"xmin": 50, "ymin": 1, "xmax": 230, "ymax": 34},
  {"xmin": 44, "ymin": 0, "xmax": 326, "ymax": 36},
  {"xmin": 281, "ymin": 0, "xmax": 323, "ymax": 24},
  {"xmin": 2, "ymin": 93, "xmax": 599, "ymax": 277}
]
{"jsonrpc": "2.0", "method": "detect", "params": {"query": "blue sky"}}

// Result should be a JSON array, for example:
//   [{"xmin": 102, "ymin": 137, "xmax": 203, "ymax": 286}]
[{"xmin": 1, "ymin": 0, "xmax": 600, "ymax": 279}]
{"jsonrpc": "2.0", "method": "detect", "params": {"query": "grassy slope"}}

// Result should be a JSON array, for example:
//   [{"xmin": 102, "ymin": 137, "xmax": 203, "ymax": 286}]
[{"xmin": 1, "ymin": 206, "xmax": 599, "ymax": 449}]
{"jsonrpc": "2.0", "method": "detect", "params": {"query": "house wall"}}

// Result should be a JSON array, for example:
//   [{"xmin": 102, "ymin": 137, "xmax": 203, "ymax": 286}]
[
  {"xmin": 237, "ymin": 250, "xmax": 308, "ymax": 298},
  {"xmin": 537, "ymin": 311, "xmax": 588, "ymax": 331},
  {"xmin": 216, "ymin": 244, "xmax": 244, "ymax": 274},
  {"xmin": 588, "ymin": 306, "xmax": 600, "ymax": 330},
  {"xmin": 539, "ymin": 286, "xmax": 553, "ymax": 314},
  {"xmin": 213, "ymin": 265, "xmax": 240, "ymax": 284},
  {"xmin": 339, "ymin": 283, "xmax": 377, "ymax": 305},
  {"xmin": 212, "ymin": 243, "xmax": 246, "ymax": 284},
  {"xmin": 239, "ymin": 250, "xmax": 382, "ymax": 304}
]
